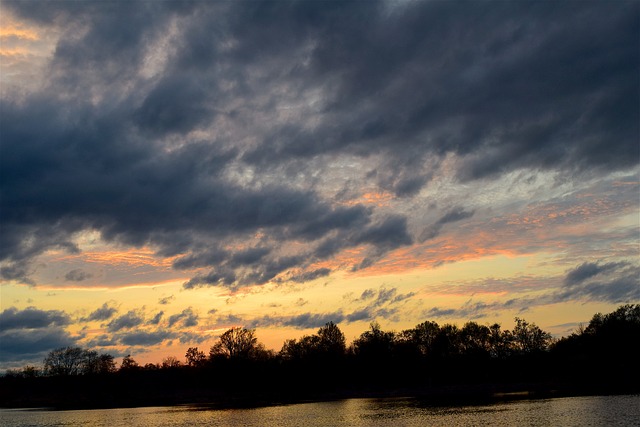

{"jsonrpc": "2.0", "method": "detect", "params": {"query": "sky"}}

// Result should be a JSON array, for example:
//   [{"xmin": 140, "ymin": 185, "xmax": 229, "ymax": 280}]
[{"xmin": 0, "ymin": 0, "xmax": 638, "ymax": 370}]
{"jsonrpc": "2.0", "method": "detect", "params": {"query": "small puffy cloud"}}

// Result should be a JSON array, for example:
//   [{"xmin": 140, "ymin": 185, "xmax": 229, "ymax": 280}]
[
  {"xmin": 107, "ymin": 310, "xmax": 144, "ymax": 332},
  {"xmin": 64, "ymin": 268, "xmax": 93, "ymax": 282},
  {"xmin": 178, "ymin": 331, "xmax": 213, "ymax": 344},
  {"xmin": 158, "ymin": 295, "xmax": 175, "ymax": 305},
  {"xmin": 86, "ymin": 303, "xmax": 118, "ymax": 321},
  {"xmin": 85, "ymin": 334, "xmax": 118, "ymax": 347},
  {"xmin": 149, "ymin": 311, "xmax": 164, "ymax": 325},
  {"xmin": 167, "ymin": 307, "xmax": 198, "ymax": 327},
  {"xmin": 294, "ymin": 298, "xmax": 308, "ymax": 307}
]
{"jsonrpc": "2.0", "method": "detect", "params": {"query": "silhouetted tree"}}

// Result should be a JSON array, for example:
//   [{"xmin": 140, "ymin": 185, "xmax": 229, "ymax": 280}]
[
  {"xmin": 281, "ymin": 335, "xmax": 318, "ymax": 360},
  {"xmin": 281, "ymin": 322, "xmax": 346, "ymax": 361},
  {"xmin": 352, "ymin": 322, "xmax": 396, "ymax": 360},
  {"xmin": 4, "ymin": 365, "xmax": 42, "ymax": 378},
  {"xmin": 185, "ymin": 347, "xmax": 207, "ymax": 367},
  {"xmin": 317, "ymin": 321, "xmax": 347, "ymax": 357},
  {"xmin": 21, "ymin": 365, "xmax": 41, "ymax": 378},
  {"xmin": 210, "ymin": 327, "xmax": 259, "ymax": 359},
  {"xmin": 584, "ymin": 304, "xmax": 640, "ymax": 337},
  {"xmin": 400, "ymin": 320, "xmax": 440, "ymax": 357},
  {"xmin": 41, "ymin": 347, "xmax": 116, "ymax": 376},
  {"xmin": 431, "ymin": 324, "xmax": 461, "ymax": 359},
  {"xmin": 83, "ymin": 352, "xmax": 117, "ymax": 374},
  {"xmin": 552, "ymin": 304, "xmax": 640, "ymax": 385},
  {"xmin": 120, "ymin": 354, "xmax": 140, "ymax": 371},
  {"xmin": 459, "ymin": 321, "xmax": 491, "ymax": 357},
  {"xmin": 43, "ymin": 347, "xmax": 87, "ymax": 376},
  {"xmin": 161, "ymin": 356, "xmax": 182, "ymax": 368},
  {"xmin": 512, "ymin": 317, "xmax": 552, "ymax": 354},
  {"xmin": 488, "ymin": 323, "xmax": 513, "ymax": 358}
]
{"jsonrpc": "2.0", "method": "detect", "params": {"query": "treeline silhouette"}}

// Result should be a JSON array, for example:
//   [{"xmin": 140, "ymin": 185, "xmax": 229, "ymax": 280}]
[{"xmin": 2, "ymin": 304, "xmax": 638, "ymax": 409}]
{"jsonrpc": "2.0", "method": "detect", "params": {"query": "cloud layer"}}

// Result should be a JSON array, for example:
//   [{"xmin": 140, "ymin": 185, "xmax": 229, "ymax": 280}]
[{"xmin": 2, "ymin": 0, "xmax": 637, "ymax": 290}]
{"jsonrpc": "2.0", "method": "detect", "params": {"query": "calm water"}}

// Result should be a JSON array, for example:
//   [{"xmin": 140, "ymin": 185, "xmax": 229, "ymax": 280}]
[{"xmin": 1, "ymin": 395, "xmax": 639, "ymax": 427}]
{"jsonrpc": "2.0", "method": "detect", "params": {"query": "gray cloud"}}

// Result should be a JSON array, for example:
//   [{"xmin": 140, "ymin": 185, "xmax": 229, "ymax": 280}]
[
  {"xmin": 0, "ymin": 307, "xmax": 70, "ymax": 332},
  {"xmin": 564, "ymin": 261, "xmax": 627, "ymax": 286},
  {"xmin": 85, "ymin": 334, "xmax": 117, "ymax": 347},
  {"xmin": 288, "ymin": 268, "xmax": 331, "ymax": 283},
  {"xmin": 178, "ymin": 332, "xmax": 212, "ymax": 345},
  {"xmin": 64, "ymin": 269, "xmax": 93, "ymax": 282},
  {"xmin": 422, "ymin": 260, "xmax": 640, "ymax": 320},
  {"xmin": 167, "ymin": 308, "xmax": 198, "ymax": 327},
  {"xmin": 149, "ymin": 311, "xmax": 164, "ymax": 325},
  {"xmin": 242, "ymin": 294, "xmax": 409, "ymax": 330},
  {"xmin": 558, "ymin": 261, "xmax": 640, "ymax": 303},
  {"xmin": 107, "ymin": 310, "xmax": 144, "ymax": 332},
  {"xmin": 118, "ymin": 329, "xmax": 175, "ymax": 346},
  {"xmin": 0, "ymin": 327, "xmax": 77, "ymax": 363},
  {"xmin": 86, "ymin": 303, "xmax": 118, "ymax": 322},
  {"xmin": 158, "ymin": 296, "xmax": 174, "ymax": 305},
  {"xmin": 247, "ymin": 311, "xmax": 346, "ymax": 330},
  {"xmin": 355, "ymin": 286, "xmax": 415, "ymax": 307},
  {"xmin": 420, "ymin": 207, "xmax": 475, "ymax": 242}
]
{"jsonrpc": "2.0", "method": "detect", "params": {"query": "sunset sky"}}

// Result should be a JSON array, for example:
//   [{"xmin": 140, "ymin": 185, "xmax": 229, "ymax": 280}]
[{"xmin": 1, "ymin": 0, "xmax": 638, "ymax": 370}]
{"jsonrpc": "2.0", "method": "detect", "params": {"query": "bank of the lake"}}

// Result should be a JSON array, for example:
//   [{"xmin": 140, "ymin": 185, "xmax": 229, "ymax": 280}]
[
  {"xmin": 2, "ymin": 394, "xmax": 640, "ymax": 427},
  {"xmin": 1, "ymin": 372, "xmax": 637, "ymax": 411}
]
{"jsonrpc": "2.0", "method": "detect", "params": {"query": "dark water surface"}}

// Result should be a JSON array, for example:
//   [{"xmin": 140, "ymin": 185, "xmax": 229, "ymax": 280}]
[{"xmin": 2, "ymin": 394, "xmax": 639, "ymax": 426}]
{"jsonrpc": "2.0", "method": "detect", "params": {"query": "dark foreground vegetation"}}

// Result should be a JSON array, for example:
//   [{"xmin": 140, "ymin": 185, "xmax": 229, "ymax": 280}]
[{"xmin": 1, "ymin": 305, "xmax": 638, "ymax": 409}]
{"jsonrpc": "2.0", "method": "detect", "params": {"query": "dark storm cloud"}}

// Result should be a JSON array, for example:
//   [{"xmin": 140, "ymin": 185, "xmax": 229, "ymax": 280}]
[
  {"xmin": 237, "ymin": 1, "xmax": 638, "ymax": 173},
  {"xmin": 0, "ymin": 327, "xmax": 77, "ymax": 362},
  {"xmin": 2, "ymin": 0, "xmax": 637, "ymax": 288},
  {"xmin": 0, "ymin": 307, "xmax": 76, "ymax": 365},
  {"xmin": 0, "ymin": 307, "xmax": 70, "ymax": 331},
  {"xmin": 86, "ymin": 303, "xmax": 118, "ymax": 322}
]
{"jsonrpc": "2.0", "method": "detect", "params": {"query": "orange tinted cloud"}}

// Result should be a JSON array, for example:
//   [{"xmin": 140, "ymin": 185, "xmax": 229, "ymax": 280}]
[
  {"xmin": 58, "ymin": 247, "xmax": 175, "ymax": 269},
  {"xmin": 342, "ymin": 191, "xmax": 395, "ymax": 207},
  {"xmin": 0, "ymin": 23, "xmax": 39, "ymax": 41}
]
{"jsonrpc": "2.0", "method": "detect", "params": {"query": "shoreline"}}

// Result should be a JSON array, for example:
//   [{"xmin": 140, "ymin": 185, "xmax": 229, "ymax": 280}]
[{"xmin": 2, "ymin": 381, "xmax": 636, "ymax": 411}]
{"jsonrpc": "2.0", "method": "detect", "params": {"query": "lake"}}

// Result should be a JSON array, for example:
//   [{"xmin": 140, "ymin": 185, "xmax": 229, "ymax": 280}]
[{"xmin": 1, "ymin": 394, "xmax": 639, "ymax": 426}]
